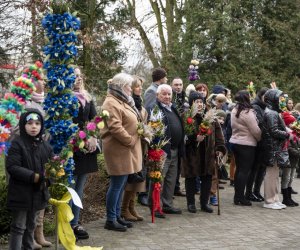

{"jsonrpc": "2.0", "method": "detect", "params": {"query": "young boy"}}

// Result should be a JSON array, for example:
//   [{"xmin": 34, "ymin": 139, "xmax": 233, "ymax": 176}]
[{"xmin": 6, "ymin": 109, "xmax": 52, "ymax": 250}]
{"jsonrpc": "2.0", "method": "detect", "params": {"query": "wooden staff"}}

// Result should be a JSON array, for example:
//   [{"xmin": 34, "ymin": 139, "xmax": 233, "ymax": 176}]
[{"xmin": 216, "ymin": 153, "xmax": 224, "ymax": 215}]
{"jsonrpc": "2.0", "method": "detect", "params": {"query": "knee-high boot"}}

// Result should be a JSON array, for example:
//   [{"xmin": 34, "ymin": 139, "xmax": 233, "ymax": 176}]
[
  {"xmin": 34, "ymin": 209, "xmax": 52, "ymax": 247},
  {"xmin": 282, "ymin": 188, "xmax": 294, "ymax": 207},
  {"xmin": 32, "ymin": 239, "xmax": 42, "ymax": 250},
  {"xmin": 129, "ymin": 191, "xmax": 144, "ymax": 221},
  {"xmin": 121, "ymin": 191, "xmax": 138, "ymax": 221},
  {"xmin": 288, "ymin": 187, "xmax": 299, "ymax": 206}
]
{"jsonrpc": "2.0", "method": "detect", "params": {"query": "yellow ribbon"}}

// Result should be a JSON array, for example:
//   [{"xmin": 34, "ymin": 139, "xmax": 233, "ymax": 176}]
[{"xmin": 49, "ymin": 192, "xmax": 103, "ymax": 250}]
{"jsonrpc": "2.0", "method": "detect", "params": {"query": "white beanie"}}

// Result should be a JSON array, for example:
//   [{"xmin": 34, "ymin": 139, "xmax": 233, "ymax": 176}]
[{"xmin": 185, "ymin": 84, "xmax": 196, "ymax": 98}]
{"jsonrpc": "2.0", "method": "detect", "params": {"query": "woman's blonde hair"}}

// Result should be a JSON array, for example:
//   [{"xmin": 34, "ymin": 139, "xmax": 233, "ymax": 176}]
[
  {"xmin": 131, "ymin": 75, "xmax": 144, "ymax": 90},
  {"xmin": 74, "ymin": 67, "xmax": 92, "ymax": 102}
]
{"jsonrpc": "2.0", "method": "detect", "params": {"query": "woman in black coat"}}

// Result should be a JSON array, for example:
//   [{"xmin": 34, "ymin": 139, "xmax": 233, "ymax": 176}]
[
  {"xmin": 261, "ymin": 89, "xmax": 291, "ymax": 210},
  {"xmin": 245, "ymin": 87, "xmax": 269, "ymax": 202},
  {"xmin": 70, "ymin": 67, "xmax": 98, "ymax": 239}
]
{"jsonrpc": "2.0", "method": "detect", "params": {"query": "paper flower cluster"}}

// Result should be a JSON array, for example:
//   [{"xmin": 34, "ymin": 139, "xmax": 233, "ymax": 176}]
[
  {"xmin": 0, "ymin": 61, "xmax": 42, "ymax": 155},
  {"xmin": 197, "ymin": 109, "xmax": 217, "ymax": 146},
  {"xmin": 42, "ymin": 13, "xmax": 80, "ymax": 62},
  {"xmin": 42, "ymin": 9, "xmax": 81, "ymax": 194},
  {"xmin": 147, "ymin": 107, "xmax": 168, "ymax": 182},
  {"xmin": 70, "ymin": 111, "xmax": 109, "ymax": 153},
  {"xmin": 188, "ymin": 59, "xmax": 200, "ymax": 82}
]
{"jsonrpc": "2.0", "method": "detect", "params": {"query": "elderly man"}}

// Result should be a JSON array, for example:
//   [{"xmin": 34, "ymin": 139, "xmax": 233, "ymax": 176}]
[{"xmin": 150, "ymin": 84, "xmax": 184, "ymax": 217}]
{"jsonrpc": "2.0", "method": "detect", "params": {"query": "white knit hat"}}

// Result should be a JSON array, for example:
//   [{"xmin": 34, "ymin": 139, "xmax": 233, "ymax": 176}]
[{"xmin": 185, "ymin": 84, "xmax": 196, "ymax": 97}]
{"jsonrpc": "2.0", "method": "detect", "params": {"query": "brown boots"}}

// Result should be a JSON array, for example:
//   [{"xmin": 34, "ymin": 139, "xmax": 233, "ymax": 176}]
[
  {"xmin": 121, "ymin": 191, "xmax": 144, "ymax": 221},
  {"xmin": 33, "ymin": 239, "xmax": 42, "ymax": 250},
  {"xmin": 34, "ymin": 209, "xmax": 52, "ymax": 247}
]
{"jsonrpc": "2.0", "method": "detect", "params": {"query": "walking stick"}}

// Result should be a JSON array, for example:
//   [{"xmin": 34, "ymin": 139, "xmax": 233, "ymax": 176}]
[
  {"xmin": 216, "ymin": 153, "xmax": 223, "ymax": 216},
  {"xmin": 216, "ymin": 167, "xmax": 221, "ymax": 215}
]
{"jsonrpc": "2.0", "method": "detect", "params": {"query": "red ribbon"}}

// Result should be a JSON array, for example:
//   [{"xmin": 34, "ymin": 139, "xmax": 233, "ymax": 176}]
[{"xmin": 151, "ymin": 182, "xmax": 163, "ymax": 223}]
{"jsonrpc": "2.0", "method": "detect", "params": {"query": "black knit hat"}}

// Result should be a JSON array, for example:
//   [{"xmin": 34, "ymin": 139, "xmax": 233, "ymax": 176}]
[
  {"xmin": 188, "ymin": 91, "xmax": 204, "ymax": 106},
  {"xmin": 152, "ymin": 68, "xmax": 167, "ymax": 82}
]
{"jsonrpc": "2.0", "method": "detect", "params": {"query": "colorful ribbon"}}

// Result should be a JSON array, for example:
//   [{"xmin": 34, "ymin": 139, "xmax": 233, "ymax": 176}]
[
  {"xmin": 49, "ymin": 192, "xmax": 103, "ymax": 250},
  {"xmin": 151, "ymin": 182, "xmax": 163, "ymax": 223}
]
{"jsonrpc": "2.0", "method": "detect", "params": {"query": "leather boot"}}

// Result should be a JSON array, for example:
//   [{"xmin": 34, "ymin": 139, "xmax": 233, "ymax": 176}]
[
  {"xmin": 282, "ymin": 188, "xmax": 295, "ymax": 207},
  {"xmin": 33, "ymin": 239, "xmax": 42, "ymax": 250},
  {"xmin": 200, "ymin": 176, "xmax": 213, "ymax": 213},
  {"xmin": 129, "ymin": 192, "xmax": 144, "ymax": 221},
  {"xmin": 34, "ymin": 209, "xmax": 52, "ymax": 247},
  {"xmin": 121, "ymin": 191, "xmax": 138, "ymax": 221},
  {"xmin": 288, "ymin": 187, "xmax": 299, "ymax": 206}
]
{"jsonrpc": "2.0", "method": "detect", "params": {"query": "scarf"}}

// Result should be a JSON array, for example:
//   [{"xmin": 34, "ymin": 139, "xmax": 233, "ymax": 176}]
[
  {"xmin": 108, "ymin": 84, "xmax": 141, "ymax": 120},
  {"xmin": 31, "ymin": 91, "xmax": 44, "ymax": 104},
  {"xmin": 73, "ymin": 91, "xmax": 87, "ymax": 107},
  {"xmin": 132, "ymin": 94, "xmax": 142, "ymax": 111}
]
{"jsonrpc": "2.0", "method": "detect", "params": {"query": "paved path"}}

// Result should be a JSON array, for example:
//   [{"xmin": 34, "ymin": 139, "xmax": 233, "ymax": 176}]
[{"xmin": 4, "ymin": 178, "xmax": 300, "ymax": 249}]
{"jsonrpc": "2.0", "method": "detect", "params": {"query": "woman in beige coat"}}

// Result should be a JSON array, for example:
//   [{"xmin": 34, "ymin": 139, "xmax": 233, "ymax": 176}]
[
  {"xmin": 121, "ymin": 76, "xmax": 148, "ymax": 222},
  {"xmin": 101, "ymin": 73, "xmax": 142, "ymax": 232}
]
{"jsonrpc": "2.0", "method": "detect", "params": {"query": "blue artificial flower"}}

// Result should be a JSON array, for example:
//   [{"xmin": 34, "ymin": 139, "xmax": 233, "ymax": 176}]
[{"xmin": 42, "ymin": 11, "xmax": 81, "ymax": 184}]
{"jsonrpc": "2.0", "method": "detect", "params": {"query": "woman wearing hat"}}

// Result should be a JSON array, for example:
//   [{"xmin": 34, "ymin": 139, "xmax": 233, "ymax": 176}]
[
  {"xmin": 101, "ymin": 73, "xmax": 142, "ymax": 232},
  {"xmin": 181, "ymin": 91, "xmax": 226, "ymax": 213}
]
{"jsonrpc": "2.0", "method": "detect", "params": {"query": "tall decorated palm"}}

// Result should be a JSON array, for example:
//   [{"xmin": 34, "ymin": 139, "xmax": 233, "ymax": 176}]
[{"xmin": 42, "ymin": 1, "xmax": 103, "ymax": 249}]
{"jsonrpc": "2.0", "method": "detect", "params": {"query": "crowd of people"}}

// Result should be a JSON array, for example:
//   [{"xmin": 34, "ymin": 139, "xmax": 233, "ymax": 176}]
[
  {"xmin": 5, "ymin": 65, "xmax": 300, "ymax": 249},
  {"xmin": 98, "ymin": 67, "xmax": 300, "ymax": 234}
]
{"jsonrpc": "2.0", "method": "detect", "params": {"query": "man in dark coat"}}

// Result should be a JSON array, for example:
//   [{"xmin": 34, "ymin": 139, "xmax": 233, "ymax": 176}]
[
  {"xmin": 171, "ymin": 77, "xmax": 186, "ymax": 197},
  {"xmin": 150, "ymin": 84, "xmax": 184, "ymax": 217}
]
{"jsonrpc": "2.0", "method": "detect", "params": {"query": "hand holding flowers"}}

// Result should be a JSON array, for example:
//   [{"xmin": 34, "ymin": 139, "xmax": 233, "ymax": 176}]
[
  {"xmin": 70, "ymin": 110, "xmax": 109, "ymax": 154},
  {"xmin": 197, "ymin": 109, "xmax": 216, "ymax": 147}
]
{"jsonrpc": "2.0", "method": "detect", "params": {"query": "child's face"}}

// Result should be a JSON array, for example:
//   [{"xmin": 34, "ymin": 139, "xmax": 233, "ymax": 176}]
[
  {"xmin": 217, "ymin": 117, "xmax": 225, "ymax": 125},
  {"xmin": 25, "ymin": 120, "xmax": 41, "ymax": 137},
  {"xmin": 194, "ymin": 99, "xmax": 204, "ymax": 111}
]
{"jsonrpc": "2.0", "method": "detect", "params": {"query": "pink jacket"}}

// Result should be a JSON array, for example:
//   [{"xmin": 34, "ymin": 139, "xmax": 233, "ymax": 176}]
[{"xmin": 230, "ymin": 108, "xmax": 261, "ymax": 146}]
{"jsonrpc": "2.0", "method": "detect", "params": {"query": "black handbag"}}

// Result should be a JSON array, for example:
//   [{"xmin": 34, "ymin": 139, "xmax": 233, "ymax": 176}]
[{"xmin": 127, "ymin": 171, "xmax": 145, "ymax": 184}]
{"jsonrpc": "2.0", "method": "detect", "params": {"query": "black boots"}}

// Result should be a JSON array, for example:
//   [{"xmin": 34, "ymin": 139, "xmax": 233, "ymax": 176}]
[
  {"xmin": 288, "ymin": 187, "xmax": 299, "ymax": 206},
  {"xmin": 282, "ymin": 188, "xmax": 298, "ymax": 207},
  {"xmin": 104, "ymin": 221, "xmax": 127, "ymax": 232},
  {"xmin": 245, "ymin": 192, "xmax": 261, "ymax": 202},
  {"xmin": 187, "ymin": 204, "xmax": 197, "ymax": 213},
  {"xmin": 201, "ymin": 204, "xmax": 213, "ymax": 213}
]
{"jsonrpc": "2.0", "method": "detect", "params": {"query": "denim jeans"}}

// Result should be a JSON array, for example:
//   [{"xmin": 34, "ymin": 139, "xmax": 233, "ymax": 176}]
[
  {"xmin": 9, "ymin": 209, "xmax": 38, "ymax": 250},
  {"xmin": 106, "ymin": 175, "xmax": 128, "ymax": 221},
  {"xmin": 70, "ymin": 173, "xmax": 88, "ymax": 227}
]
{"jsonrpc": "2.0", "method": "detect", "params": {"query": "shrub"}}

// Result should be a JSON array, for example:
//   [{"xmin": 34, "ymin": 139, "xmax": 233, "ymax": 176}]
[{"xmin": 0, "ymin": 176, "xmax": 11, "ymax": 235}]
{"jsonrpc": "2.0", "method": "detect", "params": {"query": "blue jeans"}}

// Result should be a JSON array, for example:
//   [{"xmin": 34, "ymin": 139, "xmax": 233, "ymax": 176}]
[
  {"xmin": 106, "ymin": 175, "xmax": 128, "ymax": 221},
  {"xmin": 9, "ymin": 209, "xmax": 38, "ymax": 250},
  {"xmin": 70, "ymin": 173, "xmax": 88, "ymax": 227}
]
